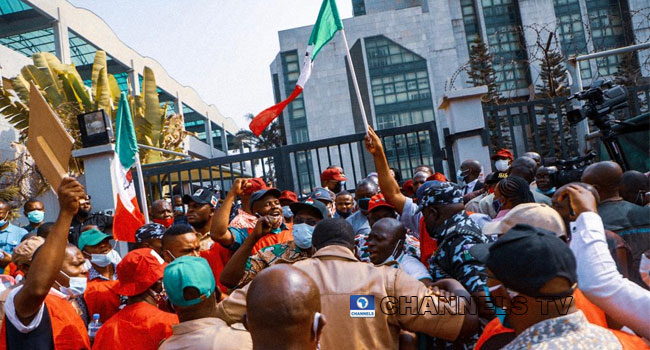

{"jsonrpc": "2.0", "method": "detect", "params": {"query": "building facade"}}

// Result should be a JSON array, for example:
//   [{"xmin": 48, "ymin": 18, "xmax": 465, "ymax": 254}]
[
  {"xmin": 0, "ymin": 0, "xmax": 240, "ymax": 160},
  {"xmin": 270, "ymin": 0, "xmax": 649, "ymax": 184}
]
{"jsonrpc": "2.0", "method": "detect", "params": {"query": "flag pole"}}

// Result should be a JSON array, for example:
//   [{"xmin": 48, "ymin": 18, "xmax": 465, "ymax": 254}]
[
  {"xmin": 134, "ymin": 154, "xmax": 150, "ymax": 224},
  {"xmin": 340, "ymin": 29, "xmax": 369, "ymax": 135}
]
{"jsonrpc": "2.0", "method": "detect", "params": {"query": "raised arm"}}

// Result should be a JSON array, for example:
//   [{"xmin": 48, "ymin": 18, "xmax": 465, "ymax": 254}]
[
  {"xmin": 210, "ymin": 178, "xmax": 249, "ymax": 247},
  {"xmin": 219, "ymin": 215, "xmax": 276, "ymax": 288},
  {"xmin": 364, "ymin": 126, "xmax": 407, "ymax": 213},
  {"xmin": 14, "ymin": 177, "xmax": 85, "ymax": 325}
]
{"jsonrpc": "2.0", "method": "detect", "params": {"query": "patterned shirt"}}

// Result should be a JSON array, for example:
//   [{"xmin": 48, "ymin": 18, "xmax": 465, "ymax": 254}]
[
  {"xmin": 427, "ymin": 210, "xmax": 488, "ymax": 294},
  {"xmin": 88, "ymin": 264, "xmax": 118, "ymax": 282},
  {"xmin": 237, "ymin": 240, "xmax": 309, "ymax": 288},
  {"xmin": 503, "ymin": 311, "xmax": 621, "ymax": 350},
  {"xmin": 229, "ymin": 209, "xmax": 258, "ymax": 230}
]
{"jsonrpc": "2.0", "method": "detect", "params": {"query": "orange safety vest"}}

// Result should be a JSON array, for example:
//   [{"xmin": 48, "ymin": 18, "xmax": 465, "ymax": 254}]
[
  {"xmin": 84, "ymin": 280, "xmax": 121, "ymax": 323},
  {"xmin": 0, "ymin": 293, "xmax": 90, "ymax": 350}
]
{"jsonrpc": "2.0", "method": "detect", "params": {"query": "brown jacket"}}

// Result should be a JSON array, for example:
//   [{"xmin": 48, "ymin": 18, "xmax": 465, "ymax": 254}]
[{"xmin": 216, "ymin": 245, "xmax": 467, "ymax": 350}]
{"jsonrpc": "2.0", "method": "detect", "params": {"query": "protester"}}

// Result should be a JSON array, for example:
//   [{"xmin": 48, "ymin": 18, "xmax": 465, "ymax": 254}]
[
  {"xmin": 334, "ymin": 191, "xmax": 354, "ymax": 219},
  {"xmin": 320, "ymin": 167, "xmax": 347, "ymax": 193},
  {"xmin": 161, "ymin": 224, "xmax": 201, "ymax": 263},
  {"xmin": 245, "ymin": 265, "xmax": 322, "ymax": 350},
  {"xmin": 465, "ymin": 172, "xmax": 501, "ymax": 211},
  {"xmin": 345, "ymin": 179, "xmax": 378, "ymax": 241},
  {"xmin": 151, "ymin": 199, "xmax": 174, "ymax": 228},
  {"xmin": 411, "ymin": 171, "xmax": 429, "ymax": 195},
  {"xmin": 159, "ymin": 256, "xmax": 251, "ymax": 350},
  {"xmin": 134, "ymin": 222, "xmax": 166, "ymax": 256},
  {"xmin": 415, "ymin": 165, "xmax": 434, "ymax": 177},
  {"xmin": 535, "ymin": 166, "xmax": 557, "ymax": 197},
  {"xmin": 22, "ymin": 199, "xmax": 45, "ymax": 234},
  {"xmin": 212, "ymin": 179, "xmax": 291, "ymax": 256},
  {"xmin": 92, "ymin": 248, "xmax": 179, "ymax": 350},
  {"xmin": 619, "ymin": 170, "xmax": 650, "ymax": 206},
  {"xmin": 581, "ymin": 161, "xmax": 650, "ymax": 286},
  {"xmin": 216, "ymin": 218, "xmax": 479, "ymax": 349},
  {"xmin": 491, "ymin": 148, "xmax": 514, "ymax": 172},
  {"xmin": 522, "ymin": 151, "xmax": 542, "ymax": 168},
  {"xmin": 0, "ymin": 200, "xmax": 28, "ymax": 268},
  {"xmin": 220, "ymin": 199, "xmax": 328, "ymax": 289},
  {"xmin": 401, "ymin": 179, "xmax": 415, "ymax": 198},
  {"xmin": 556, "ymin": 184, "xmax": 650, "ymax": 339},
  {"xmin": 469, "ymin": 224, "xmax": 644, "ymax": 349},
  {"xmin": 230, "ymin": 178, "xmax": 267, "ymax": 230},
  {"xmin": 457, "ymin": 160, "xmax": 483, "ymax": 196},
  {"xmin": 183, "ymin": 187, "xmax": 219, "ymax": 251},
  {"xmin": 309, "ymin": 187, "xmax": 335, "ymax": 217},
  {"xmin": 279, "ymin": 190, "xmax": 298, "ymax": 207},
  {"xmin": 68, "ymin": 194, "xmax": 113, "ymax": 246},
  {"xmin": 78, "ymin": 228, "xmax": 118, "ymax": 282},
  {"xmin": 482, "ymin": 202, "xmax": 566, "ymax": 240},
  {"xmin": 2, "ymin": 177, "xmax": 91, "ymax": 348},
  {"xmin": 35, "ymin": 222, "xmax": 54, "ymax": 239},
  {"xmin": 172, "ymin": 195, "xmax": 189, "ymax": 226},
  {"xmin": 367, "ymin": 218, "xmax": 432, "ymax": 285},
  {"xmin": 491, "ymin": 176, "xmax": 535, "ymax": 221}
]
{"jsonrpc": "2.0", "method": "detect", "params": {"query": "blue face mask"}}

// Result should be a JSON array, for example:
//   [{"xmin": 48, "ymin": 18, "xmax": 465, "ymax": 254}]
[
  {"xmin": 90, "ymin": 253, "xmax": 112, "ymax": 267},
  {"xmin": 293, "ymin": 223, "xmax": 315, "ymax": 249},
  {"xmin": 27, "ymin": 210, "xmax": 45, "ymax": 224},
  {"xmin": 492, "ymin": 198, "xmax": 502, "ymax": 213},
  {"xmin": 0, "ymin": 212, "xmax": 8, "ymax": 227},
  {"xmin": 484, "ymin": 284, "xmax": 517, "ymax": 329}
]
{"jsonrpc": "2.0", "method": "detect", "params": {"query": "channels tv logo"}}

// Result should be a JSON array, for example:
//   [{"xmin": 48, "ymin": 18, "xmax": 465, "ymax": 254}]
[{"xmin": 350, "ymin": 295, "xmax": 375, "ymax": 318}]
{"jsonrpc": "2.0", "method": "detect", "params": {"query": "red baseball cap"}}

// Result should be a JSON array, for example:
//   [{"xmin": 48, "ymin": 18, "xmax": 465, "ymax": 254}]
[
  {"xmin": 321, "ymin": 168, "xmax": 347, "ymax": 182},
  {"xmin": 279, "ymin": 190, "xmax": 298, "ymax": 203},
  {"xmin": 368, "ymin": 193, "xmax": 395, "ymax": 213},
  {"xmin": 115, "ymin": 248, "xmax": 167, "ymax": 297},
  {"xmin": 491, "ymin": 149, "xmax": 514, "ymax": 160},
  {"xmin": 426, "ymin": 172, "xmax": 448, "ymax": 182},
  {"xmin": 242, "ymin": 178, "xmax": 268, "ymax": 196}
]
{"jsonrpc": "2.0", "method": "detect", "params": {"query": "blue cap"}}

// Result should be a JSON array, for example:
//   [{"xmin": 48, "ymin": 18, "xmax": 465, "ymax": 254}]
[{"xmin": 310, "ymin": 188, "xmax": 334, "ymax": 203}]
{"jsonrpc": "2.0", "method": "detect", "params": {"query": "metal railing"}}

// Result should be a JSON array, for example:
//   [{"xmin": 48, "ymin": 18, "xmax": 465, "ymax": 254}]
[{"xmin": 136, "ymin": 121, "xmax": 443, "ymax": 204}]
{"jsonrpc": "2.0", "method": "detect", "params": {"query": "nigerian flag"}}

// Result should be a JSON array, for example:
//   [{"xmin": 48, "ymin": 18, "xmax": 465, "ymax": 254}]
[
  {"xmin": 111, "ymin": 92, "xmax": 145, "ymax": 242},
  {"xmin": 249, "ymin": 0, "xmax": 343, "ymax": 136}
]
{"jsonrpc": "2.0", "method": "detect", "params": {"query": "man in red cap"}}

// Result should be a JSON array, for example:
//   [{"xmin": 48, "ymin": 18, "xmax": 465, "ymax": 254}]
[
  {"xmin": 491, "ymin": 148, "xmax": 514, "ymax": 173},
  {"xmin": 320, "ymin": 166, "xmax": 347, "ymax": 194},
  {"xmin": 1, "ymin": 177, "xmax": 90, "ymax": 350},
  {"xmin": 92, "ymin": 248, "xmax": 178, "ymax": 350},
  {"xmin": 230, "ymin": 178, "xmax": 267, "ymax": 230}
]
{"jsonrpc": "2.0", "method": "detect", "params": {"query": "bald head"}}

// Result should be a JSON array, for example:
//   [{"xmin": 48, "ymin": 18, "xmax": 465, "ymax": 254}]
[
  {"xmin": 581, "ymin": 161, "xmax": 623, "ymax": 201},
  {"xmin": 523, "ymin": 152, "xmax": 541, "ymax": 168},
  {"xmin": 619, "ymin": 170, "xmax": 650, "ymax": 206},
  {"xmin": 509, "ymin": 156, "xmax": 537, "ymax": 183},
  {"xmin": 246, "ymin": 265, "xmax": 322, "ymax": 349},
  {"xmin": 367, "ymin": 218, "xmax": 406, "ymax": 265}
]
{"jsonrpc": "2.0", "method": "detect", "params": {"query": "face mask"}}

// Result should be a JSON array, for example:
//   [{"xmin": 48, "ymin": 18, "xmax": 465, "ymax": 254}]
[
  {"xmin": 0, "ymin": 212, "xmax": 8, "ymax": 227},
  {"xmin": 293, "ymin": 223, "xmax": 315, "ymax": 249},
  {"xmin": 484, "ymin": 284, "xmax": 516, "ymax": 329},
  {"xmin": 336, "ymin": 209, "xmax": 351, "ymax": 218},
  {"xmin": 332, "ymin": 181, "xmax": 344, "ymax": 194},
  {"xmin": 90, "ymin": 253, "xmax": 112, "ymax": 267},
  {"xmin": 165, "ymin": 250, "xmax": 177, "ymax": 262},
  {"xmin": 495, "ymin": 160, "xmax": 510, "ymax": 172},
  {"xmin": 174, "ymin": 206, "xmax": 185, "ymax": 214},
  {"xmin": 456, "ymin": 170, "xmax": 466, "ymax": 183},
  {"xmin": 27, "ymin": 210, "xmax": 45, "ymax": 224},
  {"xmin": 358, "ymin": 198, "xmax": 370, "ymax": 213},
  {"xmin": 59, "ymin": 271, "xmax": 87, "ymax": 296},
  {"xmin": 77, "ymin": 209, "xmax": 90, "ymax": 219},
  {"xmin": 153, "ymin": 217, "xmax": 174, "ymax": 228},
  {"xmin": 382, "ymin": 239, "xmax": 403, "ymax": 264},
  {"xmin": 282, "ymin": 206, "xmax": 293, "ymax": 218},
  {"xmin": 493, "ymin": 198, "xmax": 502, "ymax": 213},
  {"xmin": 640, "ymin": 254, "xmax": 650, "ymax": 288},
  {"xmin": 536, "ymin": 187, "xmax": 556, "ymax": 196}
]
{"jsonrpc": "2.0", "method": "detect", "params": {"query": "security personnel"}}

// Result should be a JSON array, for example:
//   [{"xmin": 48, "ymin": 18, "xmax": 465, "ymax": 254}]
[{"xmin": 68, "ymin": 194, "xmax": 113, "ymax": 246}]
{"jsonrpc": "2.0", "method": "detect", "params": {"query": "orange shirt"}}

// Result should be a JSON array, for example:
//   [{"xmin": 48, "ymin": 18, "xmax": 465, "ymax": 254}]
[
  {"xmin": 92, "ymin": 302, "xmax": 178, "ymax": 350},
  {"xmin": 228, "ymin": 226, "xmax": 294, "ymax": 255},
  {"xmin": 200, "ymin": 244, "xmax": 233, "ymax": 293},
  {"xmin": 85, "ymin": 280, "xmax": 122, "ymax": 323},
  {"xmin": 0, "ymin": 292, "xmax": 90, "ymax": 350}
]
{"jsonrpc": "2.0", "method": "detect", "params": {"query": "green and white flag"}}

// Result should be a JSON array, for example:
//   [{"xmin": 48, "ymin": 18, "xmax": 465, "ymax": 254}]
[{"xmin": 250, "ymin": 0, "xmax": 343, "ymax": 136}]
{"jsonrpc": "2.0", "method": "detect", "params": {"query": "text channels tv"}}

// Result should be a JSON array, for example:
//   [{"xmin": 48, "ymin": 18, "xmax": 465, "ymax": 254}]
[{"xmin": 350, "ymin": 295, "xmax": 375, "ymax": 318}]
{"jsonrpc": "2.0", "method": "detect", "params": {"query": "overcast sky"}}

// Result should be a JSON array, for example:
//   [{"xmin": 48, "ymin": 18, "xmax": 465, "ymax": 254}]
[{"xmin": 68, "ymin": 0, "xmax": 353, "ymax": 129}]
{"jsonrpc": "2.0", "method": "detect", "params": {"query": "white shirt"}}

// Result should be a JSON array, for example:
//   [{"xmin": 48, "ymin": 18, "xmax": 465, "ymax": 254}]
[
  {"xmin": 569, "ymin": 212, "xmax": 650, "ymax": 339},
  {"xmin": 464, "ymin": 178, "xmax": 479, "ymax": 195}
]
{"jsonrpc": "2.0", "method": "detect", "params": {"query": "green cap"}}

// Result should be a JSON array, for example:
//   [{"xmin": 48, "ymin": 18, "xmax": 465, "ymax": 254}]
[
  {"xmin": 163, "ymin": 256, "xmax": 215, "ymax": 307},
  {"xmin": 78, "ymin": 228, "xmax": 111, "ymax": 251}
]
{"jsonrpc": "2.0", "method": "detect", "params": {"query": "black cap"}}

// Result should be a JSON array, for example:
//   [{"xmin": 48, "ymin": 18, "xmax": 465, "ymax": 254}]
[
  {"xmin": 183, "ymin": 188, "xmax": 218, "ymax": 208},
  {"xmin": 469, "ymin": 224, "xmax": 577, "ymax": 298},
  {"xmin": 290, "ymin": 198, "xmax": 329, "ymax": 219},
  {"xmin": 249, "ymin": 188, "xmax": 282, "ymax": 211},
  {"xmin": 135, "ymin": 223, "xmax": 166, "ymax": 243}
]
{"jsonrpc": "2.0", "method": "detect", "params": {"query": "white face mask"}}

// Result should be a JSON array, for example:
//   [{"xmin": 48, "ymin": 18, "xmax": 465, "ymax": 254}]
[
  {"xmin": 90, "ymin": 254, "xmax": 112, "ymax": 267},
  {"xmin": 640, "ymin": 254, "xmax": 650, "ymax": 288},
  {"xmin": 382, "ymin": 239, "xmax": 403, "ymax": 265},
  {"xmin": 495, "ymin": 159, "xmax": 510, "ymax": 172},
  {"xmin": 58, "ymin": 271, "xmax": 87, "ymax": 296}
]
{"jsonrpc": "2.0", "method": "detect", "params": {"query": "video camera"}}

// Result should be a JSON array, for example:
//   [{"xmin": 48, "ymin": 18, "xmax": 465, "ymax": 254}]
[{"xmin": 543, "ymin": 151, "xmax": 597, "ymax": 187}]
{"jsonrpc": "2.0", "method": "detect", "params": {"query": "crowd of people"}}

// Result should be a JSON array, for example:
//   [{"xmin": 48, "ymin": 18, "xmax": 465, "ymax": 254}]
[{"xmin": 0, "ymin": 125, "xmax": 649, "ymax": 349}]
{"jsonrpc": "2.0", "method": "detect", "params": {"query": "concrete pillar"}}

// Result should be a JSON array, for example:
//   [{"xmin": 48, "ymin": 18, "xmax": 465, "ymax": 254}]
[
  {"xmin": 437, "ymin": 85, "xmax": 493, "ymax": 180},
  {"xmin": 518, "ymin": 0, "xmax": 558, "ymax": 86},
  {"xmin": 71, "ymin": 144, "xmax": 128, "ymax": 255},
  {"xmin": 52, "ymin": 7, "xmax": 71, "ymax": 64},
  {"xmin": 221, "ymin": 122, "xmax": 228, "ymax": 154}
]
